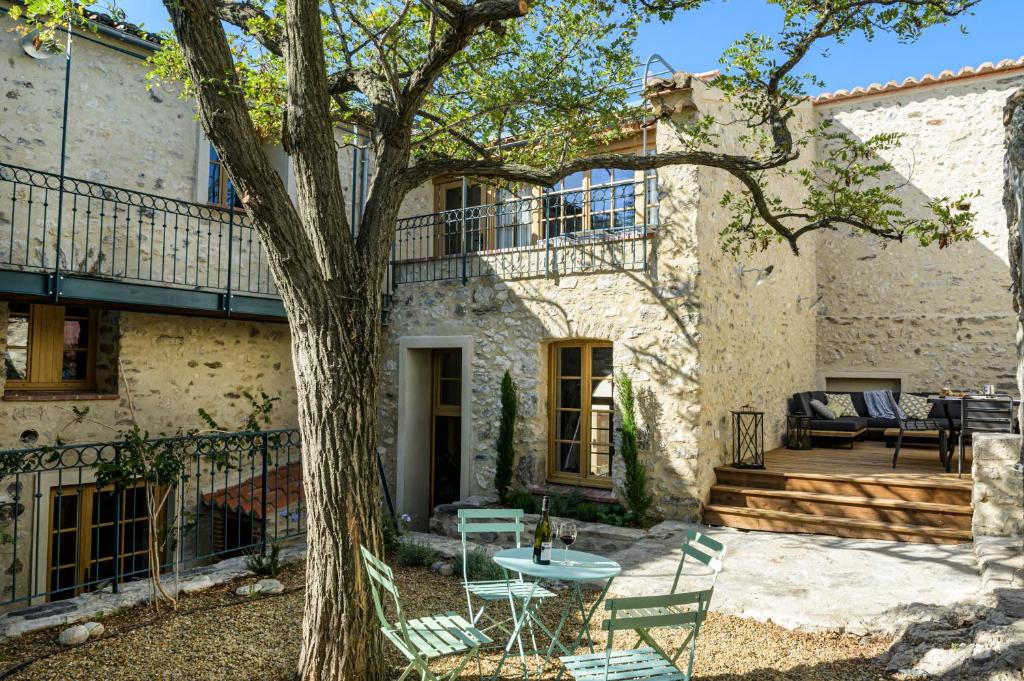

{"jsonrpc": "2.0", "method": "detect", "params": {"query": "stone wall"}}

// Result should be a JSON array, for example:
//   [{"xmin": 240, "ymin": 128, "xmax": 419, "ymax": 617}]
[
  {"xmin": 814, "ymin": 71, "xmax": 1024, "ymax": 393},
  {"xmin": 682, "ymin": 83, "xmax": 819, "ymax": 485},
  {"xmin": 379, "ymin": 82, "xmax": 819, "ymax": 523},
  {"xmin": 972, "ymin": 433, "xmax": 1024, "ymax": 537}
]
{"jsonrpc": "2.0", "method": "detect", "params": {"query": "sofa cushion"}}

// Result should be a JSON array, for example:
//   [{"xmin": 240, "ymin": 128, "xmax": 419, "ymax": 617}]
[
  {"xmin": 810, "ymin": 417, "xmax": 868, "ymax": 432},
  {"xmin": 899, "ymin": 393, "xmax": 931, "ymax": 419},
  {"xmin": 867, "ymin": 417, "xmax": 899, "ymax": 429},
  {"xmin": 810, "ymin": 399, "xmax": 836, "ymax": 420},
  {"xmin": 825, "ymin": 393, "xmax": 859, "ymax": 418}
]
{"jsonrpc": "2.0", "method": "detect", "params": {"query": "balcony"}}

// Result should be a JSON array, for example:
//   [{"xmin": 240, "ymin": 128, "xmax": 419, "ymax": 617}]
[
  {"xmin": 0, "ymin": 162, "xmax": 659, "ymax": 321},
  {"xmin": 0, "ymin": 162, "xmax": 284, "ymax": 319},
  {"xmin": 391, "ymin": 178, "xmax": 658, "ymax": 285}
]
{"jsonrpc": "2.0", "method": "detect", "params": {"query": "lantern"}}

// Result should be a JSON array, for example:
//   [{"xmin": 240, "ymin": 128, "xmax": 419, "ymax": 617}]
[
  {"xmin": 731, "ymin": 408, "xmax": 765, "ymax": 469},
  {"xmin": 786, "ymin": 415, "xmax": 812, "ymax": 450}
]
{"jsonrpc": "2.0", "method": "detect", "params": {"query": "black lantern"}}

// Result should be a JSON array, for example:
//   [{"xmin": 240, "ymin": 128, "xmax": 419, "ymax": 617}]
[
  {"xmin": 731, "ymin": 408, "xmax": 765, "ymax": 469},
  {"xmin": 786, "ymin": 415, "xmax": 812, "ymax": 450}
]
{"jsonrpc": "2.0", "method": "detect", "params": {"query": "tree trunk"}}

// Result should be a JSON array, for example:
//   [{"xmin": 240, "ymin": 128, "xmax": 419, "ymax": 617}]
[
  {"xmin": 1006, "ymin": 87, "xmax": 1024, "ymax": 467},
  {"xmin": 289, "ymin": 280, "xmax": 387, "ymax": 681}
]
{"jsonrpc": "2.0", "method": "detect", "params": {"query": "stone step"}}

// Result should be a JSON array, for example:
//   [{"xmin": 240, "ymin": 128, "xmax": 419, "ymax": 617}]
[
  {"xmin": 709, "ymin": 485, "xmax": 972, "ymax": 530},
  {"xmin": 703, "ymin": 505, "xmax": 972, "ymax": 545}
]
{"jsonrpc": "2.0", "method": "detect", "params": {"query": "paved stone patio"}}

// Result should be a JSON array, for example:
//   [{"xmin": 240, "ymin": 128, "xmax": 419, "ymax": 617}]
[{"xmin": 607, "ymin": 521, "xmax": 984, "ymax": 636}]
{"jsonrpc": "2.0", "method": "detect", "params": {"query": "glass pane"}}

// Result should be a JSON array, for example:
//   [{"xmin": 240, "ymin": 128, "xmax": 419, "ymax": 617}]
[
  {"xmin": 591, "ymin": 168, "xmax": 612, "ymax": 187},
  {"xmin": 5, "ymin": 348, "xmax": 27, "ymax": 380},
  {"xmin": 62, "ymin": 350, "xmax": 88, "ymax": 381},
  {"xmin": 557, "ymin": 442, "xmax": 580, "ymax": 474},
  {"xmin": 439, "ymin": 379, "xmax": 461, "ymax": 406},
  {"xmin": 591, "ymin": 346, "xmax": 613, "ymax": 378},
  {"xmin": 558, "ymin": 346, "xmax": 582, "ymax": 377},
  {"xmin": 93, "ymin": 490, "xmax": 117, "ymax": 524},
  {"xmin": 6, "ymin": 316, "xmax": 28, "ymax": 346},
  {"xmin": 131, "ymin": 519, "xmax": 150, "ymax": 551},
  {"xmin": 590, "ymin": 445, "xmax": 611, "ymax": 478},
  {"xmin": 208, "ymin": 160, "xmax": 221, "ymax": 205},
  {"xmin": 558, "ymin": 379, "xmax": 581, "ymax": 409},
  {"xmin": 127, "ymin": 486, "xmax": 149, "ymax": 518},
  {"xmin": 91, "ymin": 524, "xmax": 117, "ymax": 559},
  {"xmin": 54, "ymin": 494, "xmax": 78, "ymax": 530},
  {"xmin": 55, "ymin": 531, "xmax": 77, "ymax": 565},
  {"xmin": 65, "ymin": 306, "xmax": 90, "ymax": 319},
  {"xmin": 92, "ymin": 556, "xmax": 116, "ymax": 583},
  {"xmin": 439, "ymin": 350, "xmax": 461, "ymax": 379},
  {"xmin": 558, "ymin": 411, "xmax": 581, "ymax": 441}
]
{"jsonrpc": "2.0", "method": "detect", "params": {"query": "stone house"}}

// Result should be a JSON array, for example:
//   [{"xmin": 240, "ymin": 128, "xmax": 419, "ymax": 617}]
[{"xmin": 0, "ymin": 5, "xmax": 1020, "ymax": 594}]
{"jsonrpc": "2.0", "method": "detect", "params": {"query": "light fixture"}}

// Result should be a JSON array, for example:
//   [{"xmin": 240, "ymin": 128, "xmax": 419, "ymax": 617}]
[
  {"xmin": 797, "ymin": 294, "xmax": 823, "ymax": 310},
  {"xmin": 19, "ymin": 32, "xmax": 60, "ymax": 60},
  {"xmin": 737, "ymin": 264, "xmax": 774, "ymax": 287}
]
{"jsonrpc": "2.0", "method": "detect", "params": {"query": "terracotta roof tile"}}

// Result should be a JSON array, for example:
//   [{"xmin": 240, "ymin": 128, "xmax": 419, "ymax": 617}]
[
  {"xmin": 202, "ymin": 461, "xmax": 304, "ymax": 520},
  {"xmin": 813, "ymin": 57, "xmax": 1024, "ymax": 105}
]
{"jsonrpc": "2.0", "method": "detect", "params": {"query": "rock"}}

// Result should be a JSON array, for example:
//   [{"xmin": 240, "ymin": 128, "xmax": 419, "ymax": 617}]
[
  {"xmin": 438, "ymin": 564, "xmax": 454, "ymax": 577},
  {"xmin": 254, "ymin": 578, "xmax": 285, "ymax": 595},
  {"xmin": 58, "ymin": 625, "xmax": 90, "ymax": 646},
  {"xmin": 235, "ymin": 584, "xmax": 253, "ymax": 596},
  {"xmin": 83, "ymin": 621, "xmax": 105, "ymax": 639},
  {"xmin": 431, "ymin": 561, "xmax": 445, "ymax": 573}
]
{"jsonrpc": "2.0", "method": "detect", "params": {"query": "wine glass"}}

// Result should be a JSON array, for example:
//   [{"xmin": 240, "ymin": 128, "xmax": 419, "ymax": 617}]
[{"xmin": 558, "ymin": 521, "xmax": 577, "ymax": 564}]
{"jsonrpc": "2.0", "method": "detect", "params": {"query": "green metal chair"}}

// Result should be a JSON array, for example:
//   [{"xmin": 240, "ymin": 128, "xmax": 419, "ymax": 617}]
[
  {"xmin": 360, "ymin": 545, "xmax": 492, "ymax": 681},
  {"xmin": 457, "ymin": 508, "xmax": 557, "ymax": 637},
  {"xmin": 559, "ymin": 587, "xmax": 714, "ymax": 681}
]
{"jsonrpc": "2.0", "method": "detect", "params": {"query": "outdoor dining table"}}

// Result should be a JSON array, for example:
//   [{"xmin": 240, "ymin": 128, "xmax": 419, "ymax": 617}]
[
  {"xmin": 927, "ymin": 394, "xmax": 1022, "ymax": 433},
  {"xmin": 490, "ymin": 547, "xmax": 621, "ymax": 680}
]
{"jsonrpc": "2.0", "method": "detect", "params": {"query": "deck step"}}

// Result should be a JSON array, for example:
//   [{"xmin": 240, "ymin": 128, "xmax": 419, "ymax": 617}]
[
  {"xmin": 713, "ymin": 467, "xmax": 972, "ymax": 506},
  {"xmin": 703, "ymin": 505, "xmax": 972, "ymax": 545},
  {"xmin": 709, "ymin": 485, "xmax": 972, "ymax": 530}
]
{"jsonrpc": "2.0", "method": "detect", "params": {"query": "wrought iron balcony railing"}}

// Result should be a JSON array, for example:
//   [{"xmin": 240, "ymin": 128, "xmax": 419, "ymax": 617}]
[
  {"xmin": 0, "ymin": 162, "xmax": 659, "ymax": 317},
  {"xmin": 0, "ymin": 162, "xmax": 281, "ymax": 317},
  {"xmin": 391, "ymin": 178, "xmax": 658, "ymax": 284}
]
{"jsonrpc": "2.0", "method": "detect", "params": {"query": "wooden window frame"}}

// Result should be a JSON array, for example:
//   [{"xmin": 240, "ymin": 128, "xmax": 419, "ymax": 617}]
[
  {"xmin": 5, "ymin": 304, "xmax": 99, "ymax": 392},
  {"xmin": 47, "ymin": 481, "xmax": 156, "ymax": 599},
  {"xmin": 432, "ymin": 179, "xmax": 497, "ymax": 256},
  {"xmin": 547, "ymin": 339, "xmax": 615, "ymax": 489}
]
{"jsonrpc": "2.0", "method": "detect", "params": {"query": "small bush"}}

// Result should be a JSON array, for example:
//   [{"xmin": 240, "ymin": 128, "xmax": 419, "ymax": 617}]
[
  {"xmin": 244, "ymin": 542, "xmax": 283, "ymax": 577},
  {"xmin": 494, "ymin": 371, "xmax": 518, "ymax": 504},
  {"xmin": 396, "ymin": 540, "xmax": 437, "ymax": 567},
  {"xmin": 457, "ymin": 547, "xmax": 504, "ymax": 581},
  {"xmin": 382, "ymin": 515, "xmax": 401, "ymax": 554},
  {"xmin": 505, "ymin": 488, "xmax": 539, "ymax": 515},
  {"xmin": 616, "ymin": 373, "xmax": 652, "ymax": 526}
]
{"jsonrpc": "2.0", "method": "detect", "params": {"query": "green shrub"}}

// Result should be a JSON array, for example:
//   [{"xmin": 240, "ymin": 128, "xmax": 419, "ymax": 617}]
[
  {"xmin": 616, "ymin": 373, "xmax": 652, "ymax": 525},
  {"xmin": 456, "ymin": 547, "xmax": 504, "ymax": 581},
  {"xmin": 494, "ymin": 371, "xmax": 518, "ymax": 504},
  {"xmin": 396, "ymin": 540, "xmax": 437, "ymax": 567},
  {"xmin": 244, "ymin": 542, "xmax": 283, "ymax": 577},
  {"xmin": 505, "ymin": 488, "xmax": 538, "ymax": 515},
  {"xmin": 382, "ymin": 515, "xmax": 401, "ymax": 554}
]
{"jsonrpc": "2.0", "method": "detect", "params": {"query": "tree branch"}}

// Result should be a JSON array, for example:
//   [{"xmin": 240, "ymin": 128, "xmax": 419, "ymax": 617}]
[{"xmin": 215, "ymin": 1, "xmax": 283, "ymax": 56}]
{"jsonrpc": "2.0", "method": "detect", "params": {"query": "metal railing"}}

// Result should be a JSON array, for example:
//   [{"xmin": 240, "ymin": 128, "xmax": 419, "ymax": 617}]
[
  {"xmin": 0, "ymin": 162, "xmax": 278, "ymax": 299},
  {"xmin": 0, "ymin": 429, "xmax": 303, "ymax": 609},
  {"xmin": 0, "ymin": 162, "xmax": 659, "ymax": 311},
  {"xmin": 391, "ymin": 179, "xmax": 658, "ymax": 284}
]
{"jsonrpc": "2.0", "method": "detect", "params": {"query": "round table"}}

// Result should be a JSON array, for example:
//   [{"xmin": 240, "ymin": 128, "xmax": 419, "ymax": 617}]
[{"xmin": 491, "ymin": 547, "xmax": 621, "ymax": 679}]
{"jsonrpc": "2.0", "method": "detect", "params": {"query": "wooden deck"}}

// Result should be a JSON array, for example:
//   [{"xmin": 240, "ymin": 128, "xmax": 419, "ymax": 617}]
[{"xmin": 705, "ymin": 441, "xmax": 974, "ymax": 544}]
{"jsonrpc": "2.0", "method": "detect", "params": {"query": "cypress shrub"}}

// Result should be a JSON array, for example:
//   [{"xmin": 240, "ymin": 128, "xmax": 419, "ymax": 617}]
[
  {"xmin": 494, "ymin": 370, "xmax": 518, "ymax": 504},
  {"xmin": 616, "ymin": 373, "xmax": 652, "ymax": 524}
]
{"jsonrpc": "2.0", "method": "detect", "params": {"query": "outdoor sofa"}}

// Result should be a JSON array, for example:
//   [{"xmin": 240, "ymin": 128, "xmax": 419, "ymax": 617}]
[{"xmin": 788, "ymin": 391, "xmax": 961, "ymax": 447}]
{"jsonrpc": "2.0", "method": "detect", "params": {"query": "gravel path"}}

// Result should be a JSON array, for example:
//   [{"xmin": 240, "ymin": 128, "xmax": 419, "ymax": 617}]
[{"xmin": 1, "ymin": 562, "xmax": 896, "ymax": 680}]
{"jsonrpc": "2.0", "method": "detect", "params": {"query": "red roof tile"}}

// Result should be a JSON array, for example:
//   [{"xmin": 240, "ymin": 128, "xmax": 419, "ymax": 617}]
[{"xmin": 202, "ymin": 461, "xmax": 304, "ymax": 520}]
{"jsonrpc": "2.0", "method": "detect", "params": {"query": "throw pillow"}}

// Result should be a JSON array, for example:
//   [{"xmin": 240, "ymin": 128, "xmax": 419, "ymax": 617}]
[
  {"xmin": 899, "ymin": 393, "xmax": 931, "ymax": 420},
  {"xmin": 825, "ymin": 393, "xmax": 859, "ymax": 418},
  {"xmin": 809, "ymin": 399, "xmax": 836, "ymax": 420}
]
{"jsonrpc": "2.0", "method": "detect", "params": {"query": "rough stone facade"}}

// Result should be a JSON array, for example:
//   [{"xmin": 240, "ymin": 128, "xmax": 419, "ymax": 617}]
[
  {"xmin": 380, "ymin": 82, "xmax": 819, "ymax": 523},
  {"xmin": 814, "ymin": 70, "xmax": 1024, "ymax": 393},
  {"xmin": 971, "ymin": 433, "xmax": 1024, "ymax": 537}
]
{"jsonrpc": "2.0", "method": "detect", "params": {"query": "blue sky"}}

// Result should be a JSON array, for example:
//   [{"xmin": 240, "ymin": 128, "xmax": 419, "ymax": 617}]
[{"xmin": 114, "ymin": 0, "xmax": 1024, "ymax": 94}]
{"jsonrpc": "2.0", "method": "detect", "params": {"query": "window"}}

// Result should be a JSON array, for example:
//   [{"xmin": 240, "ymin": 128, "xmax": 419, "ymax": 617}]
[
  {"xmin": 207, "ymin": 146, "xmax": 242, "ymax": 209},
  {"xmin": 4, "ymin": 303, "xmax": 98, "ymax": 391},
  {"xmin": 48, "ymin": 482, "xmax": 153, "ymax": 600},
  {"xmin": 436, "ymin": 181, "xmax": 486, "ymax": 256},
  {"xmin": 548, "ymin": 340, "xmax": 615, "ymax": 488},
  {"xmin": 542, "ymin": 168, "xmax": 638, "ymax": 238},
  {"xmin": 495, "ymin": 187, "xmax": 534, "ymax": 249}
]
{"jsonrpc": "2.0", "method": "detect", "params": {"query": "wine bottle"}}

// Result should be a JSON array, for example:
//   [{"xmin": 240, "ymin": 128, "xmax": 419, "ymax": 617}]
[{"xmin": 533, "ymin": 496, "xmax": 552, "ymax": 565}]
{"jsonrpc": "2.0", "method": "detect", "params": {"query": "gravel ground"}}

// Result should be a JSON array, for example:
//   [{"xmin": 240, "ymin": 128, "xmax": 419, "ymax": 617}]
[{"xmin": 0, "ymin": 561, "xmax": 896, "ymax": 680}]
